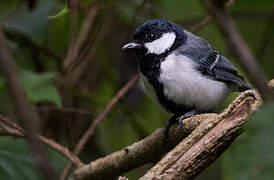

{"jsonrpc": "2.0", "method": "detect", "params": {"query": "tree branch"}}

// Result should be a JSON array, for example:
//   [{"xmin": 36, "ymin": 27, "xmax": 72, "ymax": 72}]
[
  {"xmin": 140, "ymin": 90, "xmax": 261, "ymax": 179},
  {"xmin": 0, "ymin": 114, "xmax": 84, "ymax": 168},
  {"xmin": 72, "ymin": 87, "xmax": 262, "ymax": 180},
  {"xmin": 73, "ymin": 114, "xmax": 217, "ymax": 180}
]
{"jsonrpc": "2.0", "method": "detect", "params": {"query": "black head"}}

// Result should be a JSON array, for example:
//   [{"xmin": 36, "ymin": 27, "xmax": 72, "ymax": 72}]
[{"xmin": 123, "ymin": 19, "xmax": 186, "ymax": 56}]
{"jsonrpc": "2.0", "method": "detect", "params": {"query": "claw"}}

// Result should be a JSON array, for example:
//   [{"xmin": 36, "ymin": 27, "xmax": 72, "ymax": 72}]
[
  {"xmin": 161, "ymin": 109, "xmax": 201, "ymax": 148},
  {"xmin": 178, "ymin": 109, "xmax": 200, "ymax": 129},
  {"xmin": 179, "ymin": 116, "xmax": 185, "ymax": 128}
]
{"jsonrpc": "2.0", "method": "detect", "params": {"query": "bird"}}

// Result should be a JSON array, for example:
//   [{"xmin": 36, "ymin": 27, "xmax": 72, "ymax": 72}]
[{"xmin": 122, "ymin": 19, "xmax": 250, "ymax": 146}]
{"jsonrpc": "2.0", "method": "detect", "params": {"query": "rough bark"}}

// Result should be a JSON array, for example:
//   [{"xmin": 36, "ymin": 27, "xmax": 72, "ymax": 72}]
[
  {"xmin": 73, "ymin": 89, "xmax": 262, "ymax": 180},
  {"xmin": 140, "ymin": 90, "xmax": 261, "ymax": 180},
  {"xmin": 73, "ymin": 114, "xmax": 217, "ymax": 180}
]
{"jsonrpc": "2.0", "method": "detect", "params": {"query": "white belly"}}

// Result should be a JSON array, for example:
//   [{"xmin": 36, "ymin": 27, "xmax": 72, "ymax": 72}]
[{"xmin": 158, "ymin": 53, "xmax": 229, "ymax": 111}]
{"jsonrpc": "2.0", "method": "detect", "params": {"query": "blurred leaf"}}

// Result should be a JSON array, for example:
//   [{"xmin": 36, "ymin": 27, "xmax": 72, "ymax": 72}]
[
  {"xmin": 3, "ymin": 1, "xmax": 58, "ymax": 44},
  {"xmin": 0, "ymin": 137, "xmax": 67, "ymax": 180},
  {"xmin": 0, "ymin": 70, "xmax": 61, "ymax": 109},
  {"xmin": 20, "ymin": 70, "xmax": 62, "ymax": 107},
  {"xmin": 222, "ymin": 103, "xmax": 274, "ymax": 180}
]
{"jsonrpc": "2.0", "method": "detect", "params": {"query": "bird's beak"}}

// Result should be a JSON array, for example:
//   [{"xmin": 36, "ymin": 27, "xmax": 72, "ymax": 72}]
[{"xmin": 122, "ymin": 42, "xmax": 141, "ymax": 50}]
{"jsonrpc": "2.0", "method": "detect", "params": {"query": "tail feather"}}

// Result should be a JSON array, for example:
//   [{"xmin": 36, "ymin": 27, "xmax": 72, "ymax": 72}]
[{"xmin": 238, "ymin": 82, "xmax": 252, "ymax": 92}]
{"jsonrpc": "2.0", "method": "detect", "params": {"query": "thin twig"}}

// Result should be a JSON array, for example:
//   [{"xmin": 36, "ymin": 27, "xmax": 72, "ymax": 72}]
[
  {"xmin": 60, "ymin": 74, "xmax": 140, "ymax": 179},
  {"xmin": 191, "ymin": 16, "xmax": 212, "ymax": 33},
  {"xmin": 191, "ymin": 0, "xmax": 234, "ymax": 33},
  {"xmin": 0, "ymin": 121, "xmax": 24, "ymax": 137},
  {"xmin": 63, "ymin": 0, "xmax": 79, "ymax": 73},
  {"xmin": 0, "ymin": 114, "xmax": 25, "ymax": 131},
  {"xmin": 63, "ymin": 4, "xmax": 99, "ymax": 76},
  {"xmin": 75, "ymin": 74, "xmax": 140, "ymax": 154},
  {"xmin": 38, "ymin": 136, "xmax": 84, "ymax": 168},
  {"xmin": 0, "ymin": 114, "xmax": 84, "ymax": 167}
]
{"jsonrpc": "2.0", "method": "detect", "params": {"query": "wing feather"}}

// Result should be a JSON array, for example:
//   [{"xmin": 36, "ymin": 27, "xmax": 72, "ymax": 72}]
[
  {"xmin": 211, "ymin": 53, "xmax": 250, "ymax": 91},
  {"xmin": 176, "ymin": 30, "xmax": 251, "ymax": 91}
]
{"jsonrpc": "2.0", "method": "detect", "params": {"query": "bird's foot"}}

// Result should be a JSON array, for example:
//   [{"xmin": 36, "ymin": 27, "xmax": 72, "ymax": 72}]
[
  {"xmin": 162, "ymin": 109, "xmax": 200, "ymax": 148},
  {"xmin": 162, "ymin": 115, "xmax": 178, "ymax": 149},
  {"xmin": 178, "ymin": 115, "xmax": 187, "ymax": 128},
  {"xmin": 179, "ymin": 109, "xmax": 200, "ymax": 128}
]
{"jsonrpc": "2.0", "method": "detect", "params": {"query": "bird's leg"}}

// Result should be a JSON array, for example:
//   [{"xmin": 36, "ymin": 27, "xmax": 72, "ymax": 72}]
[
  {"xmin": 179, "ymin": 109, "xmax": 200, "ymax": 128},
  {"xmin": 162, "ymin": 114, "xmax": 179, "ymax": 148},
  {"xmin": 179, "ymin": 109, "xmax": 212, "ymax": 128}
]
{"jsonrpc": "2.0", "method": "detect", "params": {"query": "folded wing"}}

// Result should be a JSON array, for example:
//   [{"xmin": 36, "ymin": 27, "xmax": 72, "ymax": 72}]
[{"xmin": 177, "ymin": 30, "xmax": 251, "ymax": 91}]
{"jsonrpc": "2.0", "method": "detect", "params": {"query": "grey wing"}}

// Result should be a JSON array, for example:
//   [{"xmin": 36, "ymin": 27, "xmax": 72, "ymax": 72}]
[
  {"xmin": 176, "ymin": 30, "xmax": 251, "ymax": 91},
  {"xmin": 209, "ymin": 53, "xmax": 251, "ymax": 91}
]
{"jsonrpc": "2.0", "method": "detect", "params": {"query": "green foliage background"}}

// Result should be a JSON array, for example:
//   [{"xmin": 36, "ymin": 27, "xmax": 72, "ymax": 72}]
[{"xmin": 0, "ymin": 0, "xmax": 274, "ymax": 179}]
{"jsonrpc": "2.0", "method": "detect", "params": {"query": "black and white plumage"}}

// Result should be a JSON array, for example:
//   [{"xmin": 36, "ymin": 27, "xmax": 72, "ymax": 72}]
[{"xmin": 122, "ymin": 19, "xmax": 250, "ymax": 144}]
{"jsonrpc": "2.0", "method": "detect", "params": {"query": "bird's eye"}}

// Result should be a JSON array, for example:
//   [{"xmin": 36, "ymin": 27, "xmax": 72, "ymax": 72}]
[{"xmin": 148, "ymin": 33, "xmax": 155, "ymax": 39}]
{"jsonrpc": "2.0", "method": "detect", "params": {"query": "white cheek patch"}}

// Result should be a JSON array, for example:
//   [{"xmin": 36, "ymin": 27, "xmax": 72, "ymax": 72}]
[{"xmin": 145, "ymin": 32, "xmax": 176, "ymax": 55}]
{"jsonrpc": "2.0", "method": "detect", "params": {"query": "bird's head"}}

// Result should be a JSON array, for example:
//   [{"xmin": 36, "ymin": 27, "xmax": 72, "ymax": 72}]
[{"xmin": 122, "ymin": 19, "xmax": 186, "ymax": 57}]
